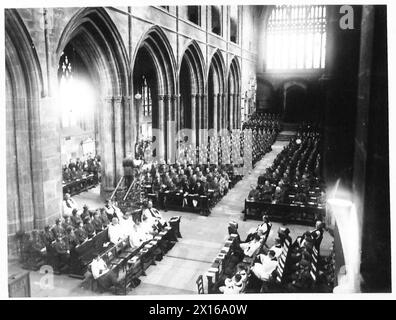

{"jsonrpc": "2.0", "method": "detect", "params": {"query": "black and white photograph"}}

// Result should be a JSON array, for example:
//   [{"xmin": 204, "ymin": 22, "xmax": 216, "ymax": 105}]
[{"xmin": 3, "ymin": 1, "xmax": 392, "ymax": 299}]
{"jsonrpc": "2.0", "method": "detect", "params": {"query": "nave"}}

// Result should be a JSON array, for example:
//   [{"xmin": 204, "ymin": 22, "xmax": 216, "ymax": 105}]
[{"xmin": 8, "ymin": 134, "xmax": 333, "ymax": 296}]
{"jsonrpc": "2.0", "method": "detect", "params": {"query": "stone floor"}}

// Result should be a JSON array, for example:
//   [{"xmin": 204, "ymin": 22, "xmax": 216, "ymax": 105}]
[{"xmin": 8, "ymin": 137, "xmax": 334, "ymax": 297}]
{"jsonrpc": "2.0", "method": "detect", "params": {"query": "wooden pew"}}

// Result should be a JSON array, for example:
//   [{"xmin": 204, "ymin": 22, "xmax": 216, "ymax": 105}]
[
  {"xmin": 205, "ymin": 234, "xmax": 239, "ymax": 294},
  {"xmin": 244, "ymin": 199, "xmax": 324, "ymax": 226},
  {"xmin": 69, "ymin": 228, "xmax": 110, "ymax": 279}
]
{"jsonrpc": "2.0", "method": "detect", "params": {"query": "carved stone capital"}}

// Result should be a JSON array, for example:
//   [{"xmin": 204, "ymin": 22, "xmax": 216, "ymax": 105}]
[{"xmin": 113, "ymin": 96, "xmax": 123, "ymax": 104}]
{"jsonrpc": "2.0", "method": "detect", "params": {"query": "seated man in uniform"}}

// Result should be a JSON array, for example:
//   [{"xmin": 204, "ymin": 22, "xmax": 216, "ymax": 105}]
[
  {"xmin": 83, "ymin": 216, "xmax": 96, "ymax": 239},
  {"xmin": 92, "ymin": 210, "xmax": 104, "ymax": 234},
  {"xmin": 62, "ymin": 216, "xmax": 73, "ymax": 230},
  {"xmin": 52, "ymin": 218, "xmax": 66, "ymax": 240},
  {"xmin": 91, "ymin": 253, "xmax": 122, "ymax": 293},
  {"xmin": 70, "ymin": 208, "xmax": 82, "ymax": 229},
  {"xmin": 247, "ymin": 184, "xmax": 260, "ymax": 201},
  {"xmin": 261, "ymin": 180, "xmax": 273, "ymax": 202},
  {"xmin": 54, "ymin": 235, "xmax": 71, "ymax": 272},
  {"xmin": 42, "ymin": 225, "xmax": 55, "ymax": 249}
]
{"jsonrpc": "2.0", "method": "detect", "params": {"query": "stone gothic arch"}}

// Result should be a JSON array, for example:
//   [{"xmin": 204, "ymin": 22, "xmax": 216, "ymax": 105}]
[
  {"xmin": 57, "ymin": 7, "xmax": 130, "ymax": 191},
  {"xmin": 132, "ymin": 26, "xmax": 177, "ymax": 163},
  {"xmin": 207, "ymin": 50, "xmax": 226, "ymax": 136},
  {"xmin": 227, "ymin": 56, "xmax": 241, "ymax": 129},
  {"xmin": 5, "ymin": 9, "xmax": 47, "ymax": 249},
  {"xmin": 179, "ymin": 40, "xmax": 205, "ymax": 147}
]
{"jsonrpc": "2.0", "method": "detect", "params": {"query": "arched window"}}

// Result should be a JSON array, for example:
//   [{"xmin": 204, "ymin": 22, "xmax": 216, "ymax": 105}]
[
  {"xmin": 58, "ymin": 45, "xmax": 95, "ymax": 131},
  {"xmin": 230, "ymin": 6, "xmax": 239, "ymax": 43},
  {"xmin": 187, "ymin": 6, "xmax": 200, "ymax": 25},
  {"xmin": 142, "ymin": 76, "xmax": 152, "ymax": 117},
  {"xmin": 211, "ymin": 6, "xmax": 222, "ymax": 36},
  {"xmin": 266, "ymin": 5, "xmax": 326, "ymax": 70}
]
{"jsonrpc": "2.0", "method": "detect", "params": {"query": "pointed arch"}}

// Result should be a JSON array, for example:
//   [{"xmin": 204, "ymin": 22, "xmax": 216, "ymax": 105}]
[
  {"xmin": 132, "ymin": 26, "xmax": 177, "ymax": 162},
  {"xmin": 133, "ymin": 25, "xmax": 176, "ymax": 96},
  {"xmin": 179, "ymin": 40, "xmax": 206, "ymax": 147},
  {"xmin": 6, "ymin": 9, "xmax": 47, "ymax": 242},
  {"xmin": 207, "ymin": 50, "xmax": 226, "ymax": 133},
  {"xmin": 56, "ymin": 7, "xmax": 131, "ymax": 190},
  {"xmin": 227, "ymin": 56, "xmax": 241, "ymax": 129},
  {"xmin": 179, "ymin": 40, "xmax": 205, "ymax": 94},
  {"xmin": 57, "ymin": 7, "xmax": 129, "ymax": 97}
]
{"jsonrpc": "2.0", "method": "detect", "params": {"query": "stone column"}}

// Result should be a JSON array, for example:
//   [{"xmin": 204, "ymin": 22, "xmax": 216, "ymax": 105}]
[
  {"xmin": 200, "ymin": 94, "xmax": 208, "ymax": 144},
  {"xmin": 223, "ymin": 93, "xmax": 228, "ymax": 130},
  {"xmin": 235, "ymin": 93, "xmax": 241, "ymax": 129},
  {"xmin": 135, "ymin": 94, "xmax": 142, "ymax": 144},
  {"xmin": 155, "ymin": 94, "xmax": 166, "ymax": 162},
  {"xmin": 228, "ymin": 93, "xmax": 233, "ymax": 130},
  {"xmin": 168, "ymin": 95, "xmax": 177, "ymax": 163},
  {"xmin": 100, "ymin": 96, "xmax": 116, "ymax": 194},
  {"xmin": 212, "ymin": 93, "xmax": 218, "ymax": 135},
  {"xmin": 113, "ymin": 96, "xmax": 124, "ymax": 182},
  {"xmin": 124, "ymin": 96, "xmax": 134, "ymax": 157},
  {"xmin": 190, "ymin": 93, "xmax": 197, "ymax": 147},
  {"xmin": 218, "ymin": 93, "xmax": 226, "ymax": 135}
]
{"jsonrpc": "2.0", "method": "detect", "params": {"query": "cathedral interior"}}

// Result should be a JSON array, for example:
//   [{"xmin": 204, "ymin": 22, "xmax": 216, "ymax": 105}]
[{"xmin": 5, "ymin": 5, "xmax": 390, "ymax": 297}]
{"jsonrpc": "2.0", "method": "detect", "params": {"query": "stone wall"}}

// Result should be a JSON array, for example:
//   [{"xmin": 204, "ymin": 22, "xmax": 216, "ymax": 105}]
[{"xmin": 6, "ymin": 6, "xmax": 258, "ymax": 255}]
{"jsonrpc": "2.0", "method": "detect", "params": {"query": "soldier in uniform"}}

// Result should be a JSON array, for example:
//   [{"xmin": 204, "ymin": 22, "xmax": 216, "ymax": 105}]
[
  {"xmin": 99, "ymin": 208, "xmax": 110, "ymax": 228},
  {"xmin": 83, "ymin": 216, "xmax": 96, "ymax": 239},
  {"xmin": 52, "ymin": 218, "xmax": 66, "ymax": 239},
  {"xmin": 70, "ymin": 208, "xmax": 82, "ymax": 228},
  {"xmin": 74, "ymin": 221, "xmax": 88, "ymax": 244},
  {"xmin": 92, "ymin": 210, "xmax": 104, "ymax": 234},
  {"xmin": 54, "ymin": 235, "xmax": 71, "ymax": 272},
  {"xmin": 65, "ymin": 226, "xmax": 79, "ymax": 251},
  {"xmin": 62, "ymin": 216, "xmax": 73, "ymax": 230},
  {"xmin": 248, "ymin": 184, "xmax": 260, "ymax": 201}
]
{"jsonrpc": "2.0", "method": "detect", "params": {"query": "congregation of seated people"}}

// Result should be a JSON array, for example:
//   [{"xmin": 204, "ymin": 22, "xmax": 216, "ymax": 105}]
[
  {"xmin": 242, "ymin": 112, "xmax": 281, "ymax": 132},
  {"xmin": 62, "ymin": 154, "xmax": 101, "ymax": 196},
  {"xmin": 248, "ymin": 128, "xmax": 325, "ymax": 207},
  {"xmin": 251, "ymin": 128, "xmax": 278, "ymax": 166},
  {"xmin": 130, "ymin": 161, "xmax": 241, "ymax": 215},
  {"xmin": 241, "ymin": 112, "xmax": 281, "ymax": 165},
  {"xmin": 211, "ymin": 216, "xmax": 273, "ymax": 294},
  {"xmin": 20, "ymin": 197, "xmax": 173, "ymax": 292},
  {"xmin": 217, "ymin": 218, "xmax": 332, "ymax": 294}
]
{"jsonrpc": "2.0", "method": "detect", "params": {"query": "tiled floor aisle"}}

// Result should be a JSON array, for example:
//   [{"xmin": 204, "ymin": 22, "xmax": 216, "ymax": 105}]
[{"xmin": 8, "ymin": 134, "xmax": 334, "ymax": 297}]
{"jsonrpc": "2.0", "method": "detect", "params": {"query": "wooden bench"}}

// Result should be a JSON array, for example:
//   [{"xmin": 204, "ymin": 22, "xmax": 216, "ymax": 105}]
[
  {"xmin": 69, "ymin": 228, "xmax": 110, "ymax": 279},
  {"xmin": 244, "ymin": 199, "xmax": 324, "ymax": 226},
  {"xmin": 205, "ymin": 234, "xmax": 239, "ymax": 294}
]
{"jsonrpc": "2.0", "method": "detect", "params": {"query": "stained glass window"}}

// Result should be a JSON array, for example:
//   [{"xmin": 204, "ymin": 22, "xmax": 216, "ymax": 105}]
[
  {"xmin": 142, "ymin": 76, "xmax": 152, "ymax": 117},
  {"xmin": 230, "ymin": 6, "xmax": 239, "ymax": 43},
  {"xmin": 266, "ymin": 5, "xmax": 326, "ymax": 70}
]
